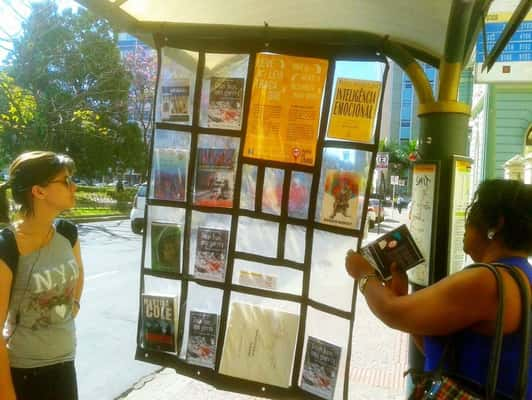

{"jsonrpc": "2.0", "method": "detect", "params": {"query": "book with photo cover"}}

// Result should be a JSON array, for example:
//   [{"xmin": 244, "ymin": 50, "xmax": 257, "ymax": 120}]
[
  {"xmin": 160, "ymin": 80, "xmax": 190, "ymax": 122},
  {"xmin": 194, "ymin": 227, "xmax": 229, "ymax": 282},
  {"xmin": 186, "ymin": 311, "xmax": 219, "ymax": 368},
  {"xmin": 151, "ymin": 222, "xmax": 181, "ymax": 274},
  {"xmin": 208, "ymin": 77, "xmax": 244, "ymax": 129},
  {"xmin": 301, "ymin": 337, "xmax": 342, "ymax": 400},
  {"xmin": 152, "ymin": 148, "xmax": 188, "ymax": 201},
  {"xmin": 360, "ymin": 224, "xmax": 424, "ymax": 280},
  {"xmin": 194, "ymin": 148, "xmax": 235, "ymax": 208},
  {"xmin": 141, "ymin": 293, "xmax": 179, "ymax": 353}
]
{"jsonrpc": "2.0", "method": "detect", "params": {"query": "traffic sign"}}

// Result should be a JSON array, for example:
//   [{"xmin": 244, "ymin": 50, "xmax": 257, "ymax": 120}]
[
  {"xmin": 391, "ymin": 175, "xmax": 399, "ymax": 185},
  {"xmin": 376, "ymin": 152, "xmax": 389, "ymax": 169}
]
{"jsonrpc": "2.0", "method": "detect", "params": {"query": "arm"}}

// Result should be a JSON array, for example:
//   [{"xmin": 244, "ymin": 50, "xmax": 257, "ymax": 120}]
[
  {"xmin": 346, "ymin": 252, "xmax": 498, "ymax": 336},
  {"xmin": 72, "ymin": 240, "xmax": 84, "ymax": 318},
  {"xmin": 0, "ymin": 260, "xmax": 17, "ymax": 400}
]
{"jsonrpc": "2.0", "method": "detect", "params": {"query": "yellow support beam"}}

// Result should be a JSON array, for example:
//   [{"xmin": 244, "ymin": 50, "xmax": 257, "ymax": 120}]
[{"xmin": 437, "ymin": 60, "xmax": 462, "ymax": 102}]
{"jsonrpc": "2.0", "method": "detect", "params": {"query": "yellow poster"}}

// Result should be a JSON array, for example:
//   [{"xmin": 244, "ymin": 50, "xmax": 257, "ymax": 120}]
[
  {"xmin": 243, "ymin": 53, "xmax": 328, "ymax": 166},
  {"xmin": 327, "ymin": 78, "xmax": 381, "ymax": 142}
]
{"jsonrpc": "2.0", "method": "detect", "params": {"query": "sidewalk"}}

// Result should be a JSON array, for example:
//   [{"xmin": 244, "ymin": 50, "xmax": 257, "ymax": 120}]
[{"xmin": 117, "ymin": 212, "xmax": 409, "ymax": 400}]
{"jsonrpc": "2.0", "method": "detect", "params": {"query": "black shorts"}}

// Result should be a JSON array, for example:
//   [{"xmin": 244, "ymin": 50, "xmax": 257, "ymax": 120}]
[{"xmin": 11, "ymin": 360, "xmax": 78, "ymax": 400}]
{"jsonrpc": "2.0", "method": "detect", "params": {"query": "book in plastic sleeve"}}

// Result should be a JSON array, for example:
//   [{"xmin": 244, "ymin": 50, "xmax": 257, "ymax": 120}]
[
  {"xmin": 186, "ymin": 311, "xmax": 219, "ymax": 368},
  {"xmin": 301, "ymin": 337, "xmax": 342, "ymax": 400},
  {"xmin": 141, "ymin": 294, "xmax": 179, "ymax": 353},
  {"xmin": 194, "ymin": 227, "xmax": 229, "ymax": 282},
  {"xmin": 151, "ymin": 222, "xmax": 181, "ymax": 274}
]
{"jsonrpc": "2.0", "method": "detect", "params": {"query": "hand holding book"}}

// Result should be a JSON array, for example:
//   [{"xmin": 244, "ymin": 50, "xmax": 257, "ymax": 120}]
[{"xmin": 346, "ymin": 225, "xmax": 424, "ymax": 282}]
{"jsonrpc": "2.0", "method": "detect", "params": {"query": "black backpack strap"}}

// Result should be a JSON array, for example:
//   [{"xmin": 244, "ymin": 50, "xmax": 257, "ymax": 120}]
[
  {"xmin": 0, "ymin": 228, "xmax": 19, "ymax": 274},
  {"xmin": 0, "ymin": 228, "xmax": 20, "ymax": 303},
  {"xmin": 54, "ymin": 219, "xmax": 78, "ymax": 247}
]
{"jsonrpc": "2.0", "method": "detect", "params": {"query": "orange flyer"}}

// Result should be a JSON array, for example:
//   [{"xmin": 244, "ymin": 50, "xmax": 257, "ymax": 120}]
[
  {"xmin": 243, "ymin": 53, "xmax": 328, "ymax": 166},
  {"xmin": 327, "ymin": 78, "xmax": 381, "ymax": 142}
]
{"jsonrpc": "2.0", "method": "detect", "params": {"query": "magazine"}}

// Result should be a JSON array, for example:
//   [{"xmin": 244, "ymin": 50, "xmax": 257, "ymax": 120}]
[
  {"xmin": 319, "ymin": 169, "xmax": 360, "ymax": 229},
  {"xmin": 208, "ymin": 77, "xmax": 244, "ymax": 129},
  {"xmin": 301, "ymin": 337, "xmax": 342, "ymax": 400},
  {"xmin": 194, "ymin": 148, "xmax": 235, "ymax": 208},
  {"xmin": 151, "ymin": 222, "xmax": 181, "ymax": 274},
  {"xmin": 360, "ymin": 224, "xmax": 425, "ymax": 280},
  {"xmin": 194, "ymin": 227, "xmax": 229, "ymax": 282},
  {"xmin": 186, "ymin": 311, "xmax": 219, "ymax": 368},
  {"xmin": 160, "ymin": 80, "xmax": 190, "ymax": 123},
  {"xmin": 152, "ymin": 148, "xmax": 188, "ymax": 201},
  {"xmin": 141, "ymin": 294, "xmax": 179, "ymax": 353}
]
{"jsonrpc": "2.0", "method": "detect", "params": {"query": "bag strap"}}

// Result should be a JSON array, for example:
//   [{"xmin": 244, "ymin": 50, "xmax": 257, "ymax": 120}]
[
  {"xmin": 463, "ymin": 263, "xmax": 505, "ymax": 400},
  {"xmin": 0, "ymin": 227, "xmax": 19, "ymax": 302},
  {"xmin": 490, "ymin": 262, "xmax": 531, "ymax": 400}
]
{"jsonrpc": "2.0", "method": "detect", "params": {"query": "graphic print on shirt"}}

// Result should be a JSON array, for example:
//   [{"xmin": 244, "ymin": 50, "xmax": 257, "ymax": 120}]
[{"xmin": 24, "ymin": 258, "xmax": 79, "ymax": 329}]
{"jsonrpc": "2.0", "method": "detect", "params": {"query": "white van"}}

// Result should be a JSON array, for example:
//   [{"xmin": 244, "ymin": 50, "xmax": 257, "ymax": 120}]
[{"xmin": 130, "ymin": 183, "xmax": 147, "ymax": 234}]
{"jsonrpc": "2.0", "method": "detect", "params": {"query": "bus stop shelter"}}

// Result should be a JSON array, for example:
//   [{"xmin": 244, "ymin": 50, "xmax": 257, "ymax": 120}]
[{"xmin": 76, "ymin": 0, "xmax": 531, "ymax": 398}]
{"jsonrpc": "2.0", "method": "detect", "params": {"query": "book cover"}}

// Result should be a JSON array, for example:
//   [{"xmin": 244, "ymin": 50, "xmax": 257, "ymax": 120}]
[
  {"xmin": 141, "ymin": 294, "xmax": 179, "ymax": 353},
  {"xmin": 219, "ymin": 302, "xmax": 299, "ymax": 388},
  {"xmin": 360, "ymin": 224, "xmax": 425, "ymax": 280},
  {"xmin": 194, "ymin": 227, "xmax": 229, "ymax": 282},
  {"xmin": 152, "ymin": 148, "xmax": 187, "ymax": 201},
  {"xmin": 194, "ymin": 148, "xmax": 235, "ymax": 208},
  {"xmin": 186, "ymin": 311, "xmax": 219, "ymax": 368},
  {"xmin": 151, "ymin": 222, "xmax": 181, "ymax": 274},
  {"xmin": 288, "ymin": 172, "xmax": 312, "ymax": 219},
  {"xmin": 319, "ymin": 170, "xmax": 360, "ymax": 229},
  {"xmin": 208, "ymin": 77, "xmax": 244, "ymax": 129},
  {"xmin": 301, "ymin": 337, "xmax": 342, "ymax": 400},
  {"xmin": 160, "ymin": 80, "xmax": 190, "ymax": 122}
]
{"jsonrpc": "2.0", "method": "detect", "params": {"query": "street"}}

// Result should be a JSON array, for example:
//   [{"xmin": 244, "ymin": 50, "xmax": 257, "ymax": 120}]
[{"xmin": 76, "ymin": 220, "xmax": 160, "ymax": 400}]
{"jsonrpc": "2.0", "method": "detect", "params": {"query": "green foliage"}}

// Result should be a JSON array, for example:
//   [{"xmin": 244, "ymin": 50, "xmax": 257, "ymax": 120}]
[
  {"xmin": 0, "ymin": 72, "xmax": 37, "ymax": 163},
  {"xmin": 378, "ymin": 138, "xmax": 418, "ymax": 170},
  {"xmin": 1, "ymin": 1, "xmax": 145, "ymax": 179}
]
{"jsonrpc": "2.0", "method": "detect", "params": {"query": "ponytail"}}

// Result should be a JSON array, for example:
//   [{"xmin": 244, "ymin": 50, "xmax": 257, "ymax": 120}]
[{"xmin": 0, "ymin": 181, "xmax": 10, "ymax": 223}]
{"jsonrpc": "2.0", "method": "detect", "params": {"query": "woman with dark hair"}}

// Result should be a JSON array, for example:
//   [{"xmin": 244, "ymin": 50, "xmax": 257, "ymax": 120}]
[
  {"xmin": 0, "ymin": 151, "xmax": 84, "ymax": 400},
  {"xmin": 345, "ymin": 179, "xmax": 531, "ymax": 399}
]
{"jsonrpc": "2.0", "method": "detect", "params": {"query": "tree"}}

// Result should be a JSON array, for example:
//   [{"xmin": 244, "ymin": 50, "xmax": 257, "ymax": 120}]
[
  {"xmin": 0, "ymin": 72, "xmax": 37, "ymax": 163},
  {"xmin": 378, "ymin": 139, "xmax": 418, "ymax": 196},
  {"xmin": 3, "ymin": 1, "xmax": 139, "ymax": 179},
  {"xmin": 122, "ymin": 44, "xmax": 157, "ymax": 144}
]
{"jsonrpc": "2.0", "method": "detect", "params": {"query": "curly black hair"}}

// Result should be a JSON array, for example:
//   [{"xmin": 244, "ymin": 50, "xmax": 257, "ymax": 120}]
[{"xmin": 466, "ymin": 179, "xmax": 532, "ymax": 253}]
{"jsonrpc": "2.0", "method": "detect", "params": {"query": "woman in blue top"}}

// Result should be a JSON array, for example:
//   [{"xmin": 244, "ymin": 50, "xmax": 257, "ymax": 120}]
[{"xmin": 345, "ymin": 179, "xmax": 531, "ymax": 399}]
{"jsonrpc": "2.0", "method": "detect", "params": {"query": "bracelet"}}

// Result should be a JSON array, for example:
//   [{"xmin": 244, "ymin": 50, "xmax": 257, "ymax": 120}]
[
  {"xmin": 73, "ymin": 300, "xmax": 81, "ymax": 309},
  {"xmin": 358, "ymin": 273, "xmax": 383, "ymax": 295}
]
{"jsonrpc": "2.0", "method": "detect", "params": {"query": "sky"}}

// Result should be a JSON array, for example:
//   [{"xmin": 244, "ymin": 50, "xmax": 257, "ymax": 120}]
[{"xmin": 0, "ymin": 0, "xmax": 80, "ymax": 65}]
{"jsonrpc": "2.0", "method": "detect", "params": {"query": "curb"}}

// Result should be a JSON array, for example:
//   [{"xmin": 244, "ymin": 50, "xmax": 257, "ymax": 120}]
[{"xmin": 68, "ymin": 215, "xmax": 129, "ymax": 224}]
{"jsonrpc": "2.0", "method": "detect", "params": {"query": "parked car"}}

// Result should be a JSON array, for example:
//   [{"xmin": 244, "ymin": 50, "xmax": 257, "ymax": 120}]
[
  {"xmin": 367, "ymin": 197, "xmax": 385, "ymax": 228},
  {"xmin": 130, "ymin": 183, "xmax": 147, "ymax": 234}
]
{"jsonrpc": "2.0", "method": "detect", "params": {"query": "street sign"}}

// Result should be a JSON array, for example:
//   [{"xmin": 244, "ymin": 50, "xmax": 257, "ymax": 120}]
[
  {"xmin": 376, "ymin": 152, "xmax": 389, "ymax": 169},
  {"xmin": 475, "ymin": 10, "xmax": 532, "ymax": 83},
  {"xmin": 391, "ymin": 175, "xmax": 399, "ymax": 185}
]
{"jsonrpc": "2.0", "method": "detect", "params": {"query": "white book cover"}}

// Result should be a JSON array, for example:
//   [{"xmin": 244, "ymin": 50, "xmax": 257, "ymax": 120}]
[{"xmin": 219, "ymin": 302, "xmax": 299, "ymax": 388}]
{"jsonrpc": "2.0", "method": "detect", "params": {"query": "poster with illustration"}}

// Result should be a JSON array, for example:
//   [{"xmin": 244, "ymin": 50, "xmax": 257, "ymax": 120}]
[{"xmin": 319, "ymin": 170, "xmax": 359, "ymax": 229}]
